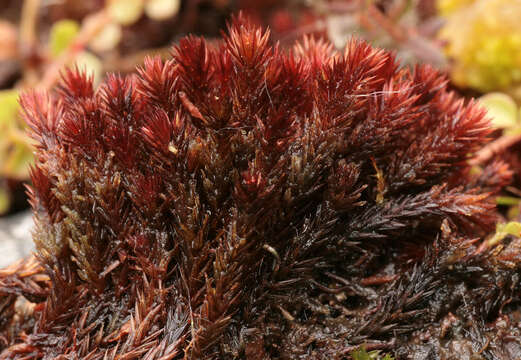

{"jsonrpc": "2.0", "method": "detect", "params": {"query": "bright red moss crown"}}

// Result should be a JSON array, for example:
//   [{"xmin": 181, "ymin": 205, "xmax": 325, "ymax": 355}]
[{"xmin": 2, "ymin": 13, "xmax": 517, "ymax": 360}]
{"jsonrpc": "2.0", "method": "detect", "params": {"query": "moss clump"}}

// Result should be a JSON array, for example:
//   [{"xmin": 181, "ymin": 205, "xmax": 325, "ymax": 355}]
[{"xmin": 1, "ymin": 13, "xmax": 519, "ymax": 360}]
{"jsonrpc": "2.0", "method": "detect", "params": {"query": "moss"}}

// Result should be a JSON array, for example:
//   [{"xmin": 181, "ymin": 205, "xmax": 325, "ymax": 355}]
[{"xmin": 0, "ymin": 12, "xmax": 519, "ymax": 360}]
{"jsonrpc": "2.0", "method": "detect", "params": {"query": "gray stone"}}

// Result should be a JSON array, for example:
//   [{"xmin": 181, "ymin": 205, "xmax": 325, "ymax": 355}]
[{"xmin": 0, "ymin": 211, "xmax": 34, "ymax": 268}]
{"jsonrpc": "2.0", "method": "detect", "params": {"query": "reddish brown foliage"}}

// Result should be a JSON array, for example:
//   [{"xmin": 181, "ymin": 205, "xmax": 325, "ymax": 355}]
[{"xmin": 1, "ymin": 13, "xmax": 519, "ymax": 360}]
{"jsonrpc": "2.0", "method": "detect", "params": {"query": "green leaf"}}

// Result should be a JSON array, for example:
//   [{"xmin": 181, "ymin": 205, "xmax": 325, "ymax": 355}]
[
  {"xmin": 0, "ymin": 89, "xmax": 33, "ymax": 180},
  {"xmin": 350, "ymin": 347, "xmax": 394, "ymax": 360},
  {"xmin": 0, "ymin": 89, "xmax": 19, "ymax": 126},
  {"xmin": 2, "ymin": 141, "xmax": 33, "ymax": 179},
  {"xmin": 49, "ymin": 19, "xmax": 80, "ymax": 58},
  {"xmin": 500, "ymin": 221, "xmax": 521, "ymax": 236},
  {"xmin": 488, "ymin": 221, "xmax": 521, "ymax": 246},
  {"xmin": 478, "ymin": 92, "xmax": 518, "ymax": 130},
  {"xmin": 496, "ymin": 196, "xmax": 521, "ymax": 206},
  {"xmin": 351, "ymin": 348, "xmax": 371, "ymax": 360}
]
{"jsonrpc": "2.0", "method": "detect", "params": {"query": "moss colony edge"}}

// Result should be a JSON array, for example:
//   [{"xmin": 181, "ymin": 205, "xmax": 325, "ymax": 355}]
[{"xmin": 1, "ymin": 13, "xmax": 520, "ymax": 360}]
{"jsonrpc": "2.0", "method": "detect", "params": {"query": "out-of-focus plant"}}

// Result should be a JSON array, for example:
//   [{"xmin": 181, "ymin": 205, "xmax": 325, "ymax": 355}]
[
  {"xmin": 476, "ymin": 92, "xmax": 521, "ymax": 217},
  {"xmin": 107, "ymin": 0, "xmax": 180, "ymax": 25},
  {"xmin": 437, "ymin": 2, "xmax": 521, "ymax": 221},
  {"xmin": 92, "ymin": 0, "xmax": 180, "ymax": 53},
  {"xmin": 438, "ymin": 0, "xmax": 521, "ymax": 93},
  {"xmin": 307, "ymin": 0, "xmax": 447, "ymax": 68},
  {"xmin": 0, "ymin": 90, "xmax": 32, "ymax": 214},
  {"xmin": 479, "ymin": 92, "xmax": 521, "ymax": 134},
  {"xmin": 436, "ymin": 0, "xmax": 475, "ymax": 16},
  {"xmin": 49, "ymin": 19, "xmax": 80, "ymax": 57},
  {"xmin": 0, "ymin": 20, "xmax": 18, "ymax": 61}
]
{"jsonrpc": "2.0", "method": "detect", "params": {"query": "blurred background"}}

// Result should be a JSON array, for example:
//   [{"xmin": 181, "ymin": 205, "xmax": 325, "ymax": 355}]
[{"xmin": 1, "ymin": 0, "xmax": 521, "ymax": 267}]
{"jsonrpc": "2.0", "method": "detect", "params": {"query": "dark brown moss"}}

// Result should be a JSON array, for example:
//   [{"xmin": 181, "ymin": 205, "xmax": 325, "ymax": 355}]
[{"xmin": 0, "ymin": 13, "xmax": 518, "ymax": 360}]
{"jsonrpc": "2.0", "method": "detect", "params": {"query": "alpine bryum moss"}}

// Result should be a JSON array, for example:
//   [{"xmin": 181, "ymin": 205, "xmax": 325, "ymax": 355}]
[{"xmin": 1, "ymin": 13, "xmax": 519, "ymax": 360}]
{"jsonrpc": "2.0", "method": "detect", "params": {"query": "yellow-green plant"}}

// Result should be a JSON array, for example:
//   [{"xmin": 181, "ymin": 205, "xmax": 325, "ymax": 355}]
[
  {"xmin": 476, "ymin": 92, "xmax": 521, "ymax": 211},
  {"xmin": 438, "ymin": 0, "xmax": 521, "ymax": 92},
  {"xmin": 0, "ymin": 90, "xmax": 33, "ymax": 214},
  {"xmin": 351, "ymin": 347, "xmax": 394, "ymax": 360},
  {"xmin": 436, "ymin": 0, "xmax": 476, "ymax": 16}
]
